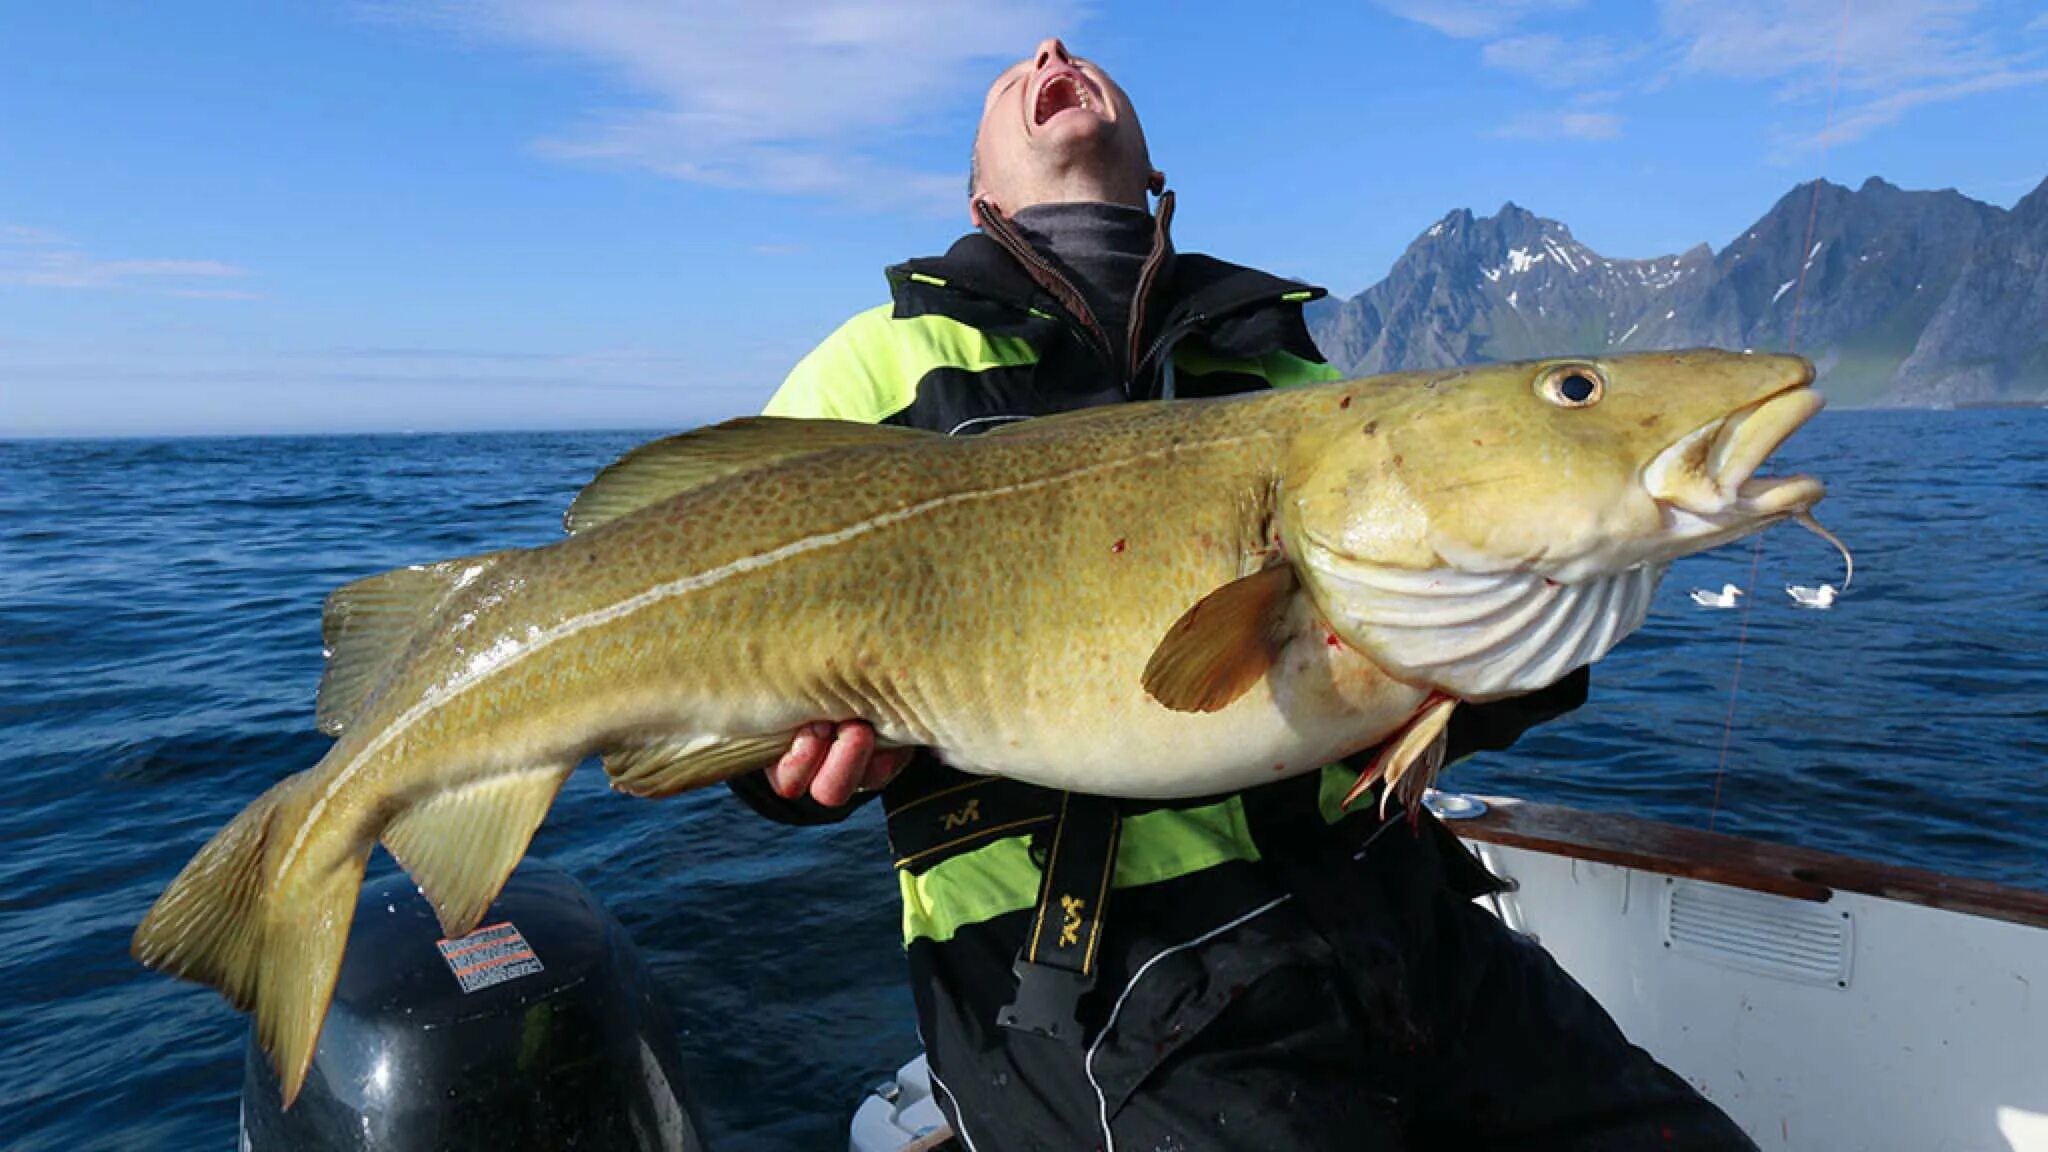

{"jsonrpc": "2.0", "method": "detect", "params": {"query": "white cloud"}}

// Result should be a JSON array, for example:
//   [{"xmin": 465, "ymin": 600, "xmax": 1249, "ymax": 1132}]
[
  {"xmin": 0, "ymin": 227, "xmax": 254, "ymax": 296},
  {"xmin": 1491, "ymin": 108, "xmax": 1624, "ymax": 140},
  {"xmin": 1799, "ymin": 66, "xmax": 2048, "ymax": 147},
  {"xmin": 386, "ymin": 0, "xmax": 1089, "ymax": 212},
  {"xmin": 1381, "ymin": 0, "xmax": 2048, "ymax": 148},
  {"xmin": 1480, "ymin": 33, "xmax": 1642, "ymax": 86},
  {"xmin": 162, "ymin": 287, "xmax": 265, "ymax": 300},
  {"xmin": 1662, "ymin": 0, "xmax": 1997, "ymax": 89},
  {"xmin": 0, "ymin": 225, "xmax": 66, "ymax": 246},
  {"xmin": 1372, "ymin": 0, "xmax": 1583, "ymax": 40},
  {"xmin": 1661, "ymin": 0, "xmax": 2048, "ymax": 147}
]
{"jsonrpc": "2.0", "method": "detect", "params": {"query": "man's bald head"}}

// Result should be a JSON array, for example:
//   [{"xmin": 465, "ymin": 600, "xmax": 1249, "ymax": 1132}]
[{"xmin": 968, "ymin": 38, "xmax": 1160, "ymax": 223}]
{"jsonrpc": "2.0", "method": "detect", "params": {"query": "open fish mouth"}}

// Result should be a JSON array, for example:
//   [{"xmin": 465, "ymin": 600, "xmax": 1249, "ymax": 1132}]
[{"xmin": 1645, "ymin": 373, "xmax": 1826, "ymax": 522}]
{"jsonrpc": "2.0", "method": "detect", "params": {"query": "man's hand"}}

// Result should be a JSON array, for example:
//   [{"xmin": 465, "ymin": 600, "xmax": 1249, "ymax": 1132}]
[{"xmin": 769, "ymin": 720, "xmax": 913, "ymax": 807}]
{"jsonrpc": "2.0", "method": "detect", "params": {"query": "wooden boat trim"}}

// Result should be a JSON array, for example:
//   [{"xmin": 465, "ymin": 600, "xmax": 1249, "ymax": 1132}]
[{"xmin": 1454, "ymin": 794, "xmax": 2048, "ymax": 931}]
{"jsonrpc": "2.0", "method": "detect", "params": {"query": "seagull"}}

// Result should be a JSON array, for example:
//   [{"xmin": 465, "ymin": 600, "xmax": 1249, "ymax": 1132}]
[
  {"xmin": 1689, "ymin": 583, "xmax": 1744, "ymax": 608},
  {"xmin": 1787, "ymin": 583, "xmax": 1838, "ymax": 609}
]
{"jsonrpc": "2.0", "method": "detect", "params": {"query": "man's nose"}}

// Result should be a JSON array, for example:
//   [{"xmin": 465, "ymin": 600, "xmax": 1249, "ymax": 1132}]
[{"xmin": 1034, "ymin": 38, "xmax": 1073, "ymax": 69}]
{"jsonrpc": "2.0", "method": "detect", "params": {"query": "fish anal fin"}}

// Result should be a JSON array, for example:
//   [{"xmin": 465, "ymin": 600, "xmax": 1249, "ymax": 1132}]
[
  {"xmin": 380, "ymin": 763, "xmax": 573, "ymax": 940},
  {"xmin": 1342, "ymin": 694, "xmax": 1458, "ymax": 815},
  {"xmin": 603, "ymin": 732, "xmax": 794, "ymax": 799},
  {"xmin": 1143, "ymin": 565, "xmax": 1299, "ymax": 714},
  {"xmin": 317, "ymin": 551, "xmax": 520, "ymax": 737},
  {"xmin": 565, "ymin": 417, "xmax": 935, "ymax": 535}
]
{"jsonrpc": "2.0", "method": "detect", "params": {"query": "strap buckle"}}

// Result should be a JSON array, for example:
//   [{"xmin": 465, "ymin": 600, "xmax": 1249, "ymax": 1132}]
[{"xmin": 997, "ymin": 959, "xmax": 1096, "ymax": 1044}]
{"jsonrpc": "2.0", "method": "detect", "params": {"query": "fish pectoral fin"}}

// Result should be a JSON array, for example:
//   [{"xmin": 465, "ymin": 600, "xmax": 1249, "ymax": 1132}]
[
  {"xmin": 1342, "ymin": 694, "xmax": 1458, "ymax": 816},
  {"xmin": 565, "ymin": 417, "xmax": 936, "ymax": 535},
  {"xmin": 1142, "ymin": 564, "xmax": 1299, "ymax": 714},
  {"xmin": 380, "ymin": 762, "xmax": 574, "ymax": 940},
  {"xmin": 603, "ymin": 732, "xmax": 794, "ymax": 799},
  {"xmin": 316, "ymin": 550, "xmax": 521, "ymax": 737}
]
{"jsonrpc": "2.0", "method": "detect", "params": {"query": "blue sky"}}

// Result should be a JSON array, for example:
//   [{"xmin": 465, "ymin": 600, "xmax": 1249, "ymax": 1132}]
[{"xmin": 3, "ymin": 0, "xmax": 2045, "ymax": 437}]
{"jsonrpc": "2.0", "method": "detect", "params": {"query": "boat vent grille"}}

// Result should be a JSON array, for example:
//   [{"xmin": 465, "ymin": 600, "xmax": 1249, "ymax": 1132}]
[{"xmin": 1662, "ymin": 879, "xmax": 1853, "ymax": 988}]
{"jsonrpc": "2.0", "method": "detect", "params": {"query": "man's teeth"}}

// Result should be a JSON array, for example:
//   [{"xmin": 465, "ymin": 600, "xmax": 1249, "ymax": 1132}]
[{"xmin": 1035, "ymin": 76, "xmax": 1093, "ymax": 124}]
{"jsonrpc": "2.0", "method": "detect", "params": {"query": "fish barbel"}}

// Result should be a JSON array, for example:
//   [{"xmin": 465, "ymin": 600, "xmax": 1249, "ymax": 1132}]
[{"xmin": 133, "ymin": 349, "xmax": 1839, "ymax": 1104}]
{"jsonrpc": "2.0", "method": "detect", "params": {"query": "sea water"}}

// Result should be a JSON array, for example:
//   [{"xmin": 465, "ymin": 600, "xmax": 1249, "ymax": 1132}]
[{"xmin": 2, "ymin": 409, "xmax": 2042, "ymax": 1150}]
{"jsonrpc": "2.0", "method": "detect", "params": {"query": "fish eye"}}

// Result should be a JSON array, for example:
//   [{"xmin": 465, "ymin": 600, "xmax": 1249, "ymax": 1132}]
[{"xmin": 1537, "ymin": 364, "xmax": 1605, "ymax": 408}]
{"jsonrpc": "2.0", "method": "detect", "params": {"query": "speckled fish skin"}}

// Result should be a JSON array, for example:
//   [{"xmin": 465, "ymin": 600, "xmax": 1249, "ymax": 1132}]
[{"xmin": 133, "ymin": 349, "xmax": 1828, "ymax": 1106}]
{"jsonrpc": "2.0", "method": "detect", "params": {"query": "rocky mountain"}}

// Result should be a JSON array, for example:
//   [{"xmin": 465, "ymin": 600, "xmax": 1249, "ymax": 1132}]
[
  {"xmin": 1306, "ymin": 176, "xmax": 2047, "ymax": 406},
  {"xmin": 1893, "ymin": 178, "xmax": 2048, "ymax": 406}
]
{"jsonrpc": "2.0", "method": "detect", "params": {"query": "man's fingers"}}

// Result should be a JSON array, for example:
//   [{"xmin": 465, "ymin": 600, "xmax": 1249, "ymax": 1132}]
[
  {"xmin": 809, "ymin": 723, "xmax": 877, "ymax": 808},
  {"xmin": 769, "ymin": 722, "xmax": 834, "ymax": 799},
  {"xmin": 770, "ymin": 721, "xmax": 911, "ymax": 806},
  {"xmin": 862, "ymin": 748, "xmax": 912, "ymax": 791}
]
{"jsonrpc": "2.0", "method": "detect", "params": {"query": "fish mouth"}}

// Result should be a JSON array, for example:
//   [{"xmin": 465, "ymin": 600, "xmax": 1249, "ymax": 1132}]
[
  {"xmin": 1032, "ymin": 67, "xmax": 1098, "ymax": 128},
  {"xmin": 1644, "ymin": 367, "xmax": 1826, "ymax": 524}
]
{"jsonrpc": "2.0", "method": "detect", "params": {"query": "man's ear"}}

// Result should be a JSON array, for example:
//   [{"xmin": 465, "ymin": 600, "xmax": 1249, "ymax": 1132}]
[
  {"xmin": 1147, "ymin": 169, "xmax": 1167, "ymax": 196},
  {"xmin": 969, "ymin": 198, "xmax": 985, "ymax": 227}
]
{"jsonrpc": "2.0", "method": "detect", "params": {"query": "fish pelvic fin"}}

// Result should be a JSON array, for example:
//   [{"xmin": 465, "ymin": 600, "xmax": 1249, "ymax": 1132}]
[
  {"xmin": 316, "ymin": 551, "xmax": 521, "ymax": 737},
  {"xmin": 604, "ymin": 732, "xmax": 795, "ymax": 799},
  {"xmin": 380, "ymin": 762, "xmax": 575, "ymax": 940},
  {"xmin": 1142, "ymin": 564, "xmax": 1298, "ymax": 713},
  {"xmin": 132, "ymin": 772, "xmax": 371, "ymax": 1109},
  {"xmin": 1342, "ymin": 694, "xmax": 1458, "ymax": 817}
]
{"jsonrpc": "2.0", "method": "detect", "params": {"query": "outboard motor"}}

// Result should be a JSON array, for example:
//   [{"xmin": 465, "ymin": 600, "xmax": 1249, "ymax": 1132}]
[{"xmin": 240, "ymin": 859, "xmax": 705, "ymax": 1151}]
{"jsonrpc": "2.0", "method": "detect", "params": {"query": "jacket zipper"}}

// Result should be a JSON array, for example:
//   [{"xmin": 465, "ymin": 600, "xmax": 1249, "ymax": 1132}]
[
  {"xmin": 972, "ymin": 199, "xmax": 1118, "ymax": 368},
  {"xmin": 1122, "ymin": 191, "xmax": 1176, "ymax": 381}
]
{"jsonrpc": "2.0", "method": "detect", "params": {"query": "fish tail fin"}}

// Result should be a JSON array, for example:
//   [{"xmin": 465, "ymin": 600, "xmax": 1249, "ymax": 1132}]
[{"xmin": 132, "ymin": 772, "xmax": 370, "ymax": 1109}]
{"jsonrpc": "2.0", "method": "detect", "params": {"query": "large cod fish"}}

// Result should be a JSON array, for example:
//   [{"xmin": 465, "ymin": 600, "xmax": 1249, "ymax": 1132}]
[{"xmin": 136, "ymin": 350, "xmax": 1836, "ymax": 1104}]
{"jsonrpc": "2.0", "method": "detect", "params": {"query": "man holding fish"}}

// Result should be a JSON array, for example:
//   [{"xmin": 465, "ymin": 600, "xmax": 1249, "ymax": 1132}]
[
  {"xmin": 742, "ymin": 37, "xmax": 1760, "ymax": 1152},
  {"xmin": 133, "ymin": 33, "xmax": 1849, "ymax": 1151}
]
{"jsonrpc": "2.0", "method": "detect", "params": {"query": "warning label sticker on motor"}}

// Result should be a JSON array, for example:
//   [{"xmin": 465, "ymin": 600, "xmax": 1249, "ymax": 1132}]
[{"xmin": 437, "ymin": 921, "xmax": 544, "ymax": 994}]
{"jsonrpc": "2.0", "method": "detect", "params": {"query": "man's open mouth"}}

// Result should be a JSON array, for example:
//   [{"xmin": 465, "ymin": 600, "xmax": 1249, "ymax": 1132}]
[{"xmin": 1034, "ymin": 71, "xmax": 1095, "ymax": 125}]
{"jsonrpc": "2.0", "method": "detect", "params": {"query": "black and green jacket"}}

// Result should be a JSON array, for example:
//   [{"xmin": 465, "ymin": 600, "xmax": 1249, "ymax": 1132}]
[
  {"xmin": 764, "ymin": 205, "xmax": 1337, "ymax": 431},
  {"xmin": 742, "ymin": 211, "xmax": 1583, "ymax": 949}
]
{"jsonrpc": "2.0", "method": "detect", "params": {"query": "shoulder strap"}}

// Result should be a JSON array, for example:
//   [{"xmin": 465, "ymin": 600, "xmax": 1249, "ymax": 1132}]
[{"xmin": 996, "ymin": 793, "xmax": 1122, "ymax": 1046}]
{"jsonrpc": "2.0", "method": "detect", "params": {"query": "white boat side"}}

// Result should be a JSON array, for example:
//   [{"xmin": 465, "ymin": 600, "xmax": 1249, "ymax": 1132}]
[
  {"xmin": 1455, "ymin": 793, "xmax": 2048, "ymax": 1152},
  {"xmin": 853, "ymin": 792, "xmax": 2048, "ymax": 1152}
]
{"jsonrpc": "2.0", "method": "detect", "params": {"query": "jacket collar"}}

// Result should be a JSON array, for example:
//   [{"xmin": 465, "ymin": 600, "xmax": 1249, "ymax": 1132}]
[{"xmin": 886, "ymin": 210, "xmax": 1325, "ymax": 335}]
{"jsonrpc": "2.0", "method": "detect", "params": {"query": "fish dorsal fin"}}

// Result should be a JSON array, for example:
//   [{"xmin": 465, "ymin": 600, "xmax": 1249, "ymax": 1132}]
[
  {"xmin": 380, "ymin": 762, "xmax": 574, "ymax": 938},
  {"xmin": 604, "ymin": 731, "xmax": 797, "ymax": 798},
  {"xmin": 565, "ymin": 417, "xmax": 935, "ymax": 535},
  {"xmin": 316, "ymin": 551, "xmax": 518, "ymax": 737},
  {"xmin": 1143, "ymin": 564, "xmax": 1299, "ymax": 713}
]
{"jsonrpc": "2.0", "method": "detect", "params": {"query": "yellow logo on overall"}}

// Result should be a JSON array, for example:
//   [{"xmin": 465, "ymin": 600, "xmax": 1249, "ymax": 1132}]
[{"xmin": 940, "ymin": 798, "xmax": 981, "ymax": 831}]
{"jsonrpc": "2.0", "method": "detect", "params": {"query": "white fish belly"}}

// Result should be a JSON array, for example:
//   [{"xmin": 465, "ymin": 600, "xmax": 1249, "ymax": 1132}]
[{"xmin": 907, "ymin": 626, "xmax": 1430, "ymax": 799}]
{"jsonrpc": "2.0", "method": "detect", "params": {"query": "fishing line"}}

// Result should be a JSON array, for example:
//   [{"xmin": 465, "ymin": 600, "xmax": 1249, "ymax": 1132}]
[{"xmin": 1707, "ymin": 0, "xmax": 1853, "ymax": 833}]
